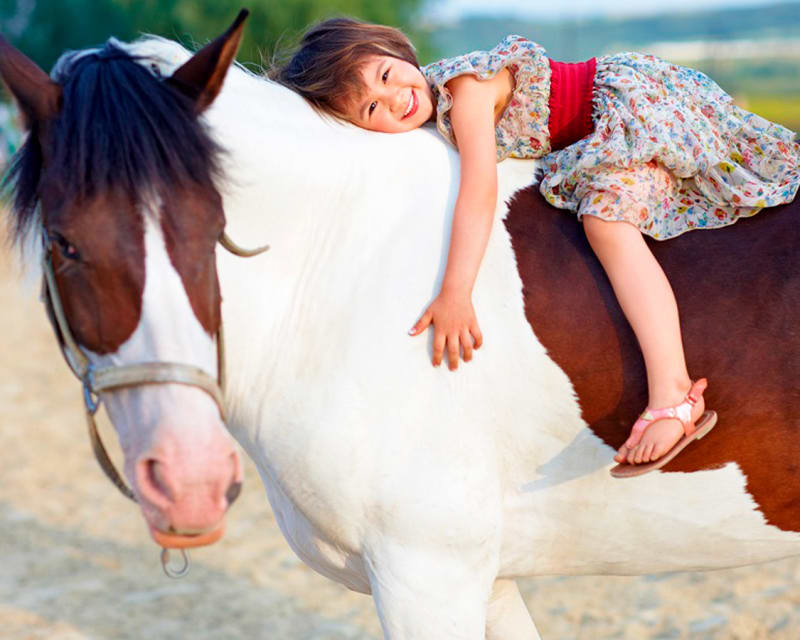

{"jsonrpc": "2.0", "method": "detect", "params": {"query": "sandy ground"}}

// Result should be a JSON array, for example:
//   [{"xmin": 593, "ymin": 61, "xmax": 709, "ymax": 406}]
[{"xmin": 2, "ymin": 247, "xmax": 800, "ymax": 640}]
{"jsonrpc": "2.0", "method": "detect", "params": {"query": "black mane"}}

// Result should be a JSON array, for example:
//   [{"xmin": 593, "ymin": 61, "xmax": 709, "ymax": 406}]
[{"xmin": 5, "ymin": 40, "xmax": 223, "ymax": 242}]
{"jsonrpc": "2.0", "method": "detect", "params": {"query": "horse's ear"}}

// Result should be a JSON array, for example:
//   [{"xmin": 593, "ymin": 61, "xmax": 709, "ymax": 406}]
[
  {"xmin": 167, "ymin": 9, "xmax": 249, "ymax": 113},
  {"xmin": 0, "ymin": 35, "xmax": 62, "ymax": 130}
]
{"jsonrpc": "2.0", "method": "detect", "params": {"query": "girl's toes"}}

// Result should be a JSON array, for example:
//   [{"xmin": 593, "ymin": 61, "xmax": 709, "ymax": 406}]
[
  {"xmin": 642, "ymin": 442, "xmax": 656, "ymax": 462},
  {"xmin": 615, "ymin": 442, "xmax": 634, "ymax": 462},
  {"xmin": 627, "ymin": 445, "xmax": 640, "ymax": 465}
]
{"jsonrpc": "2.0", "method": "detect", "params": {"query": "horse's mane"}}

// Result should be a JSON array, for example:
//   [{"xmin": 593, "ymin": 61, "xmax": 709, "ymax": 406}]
[{"xmin": 4, "ymin": 40, "xmax": 223, "ymax": 244}]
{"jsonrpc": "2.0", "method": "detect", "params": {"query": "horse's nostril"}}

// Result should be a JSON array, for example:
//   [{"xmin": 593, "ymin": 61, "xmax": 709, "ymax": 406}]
[
  {"xmin": 147, "ymin": 459, "xmax": 173, "ymax": 501},
  {"xmin": 225, "ymin": 481, "xmax": 242, "ymax": 506},
  {"xmin": 135, "ymin": 458, "xmax": 175, "ymax": 510}
]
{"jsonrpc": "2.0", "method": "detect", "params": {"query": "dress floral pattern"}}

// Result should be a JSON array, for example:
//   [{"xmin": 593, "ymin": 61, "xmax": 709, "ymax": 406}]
[{"xmin": 421, "ymin": 36, "xmax": 800, "ymax": 240}]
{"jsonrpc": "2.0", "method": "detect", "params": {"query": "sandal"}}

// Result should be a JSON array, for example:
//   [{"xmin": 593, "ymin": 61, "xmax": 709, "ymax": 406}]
[{"xmin": 609, "ymin": 378, "xmax": 717, "ymax": 479}]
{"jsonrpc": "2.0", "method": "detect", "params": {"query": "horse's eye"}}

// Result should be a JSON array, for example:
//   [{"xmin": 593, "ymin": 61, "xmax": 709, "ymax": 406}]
[{"xmin": 50, "ymin": 232, "xmax": 81, "ymax": 261}]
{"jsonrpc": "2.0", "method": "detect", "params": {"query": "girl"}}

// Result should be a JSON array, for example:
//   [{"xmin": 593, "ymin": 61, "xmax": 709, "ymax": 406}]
[{"xmin": 272, "ymin": 18, "xmax": 800, "ymax": 476}]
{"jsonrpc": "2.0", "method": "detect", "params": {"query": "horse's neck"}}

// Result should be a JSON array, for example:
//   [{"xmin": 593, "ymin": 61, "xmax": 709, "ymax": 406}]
[
  {"xmin": 199, "ymin": 56, "xmax": 592, "ymax": 480},
  {"xmin": 203, "ymin": 64, "xmax": 454, "ymax": 424}
]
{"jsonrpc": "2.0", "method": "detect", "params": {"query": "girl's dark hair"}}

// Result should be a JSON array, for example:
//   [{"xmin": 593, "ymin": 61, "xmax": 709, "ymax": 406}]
[{"xmin": 270, "ymin": 17, "xmax": 419, "ymax": 120}]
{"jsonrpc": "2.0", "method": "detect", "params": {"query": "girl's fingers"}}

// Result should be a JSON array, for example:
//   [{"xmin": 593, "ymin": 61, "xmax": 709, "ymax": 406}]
[
  {"xmin": 471, "ymin": 324, "xmax": 483, "ymax": 350},
  {"xmin": 461, "ymin": 328, "xmax": 473, "ymax": 362},
  {"xmin": 409, "ymin": 310, "xmax": 433, "ymax": 336},
  {"xmin": 432, "ymin": 329, "xmax": 446, "ymax": 367},
  {"xmin": 447, "ymin": 333, "xmax": 460, "ymax": 370},
  {"xmin": 413, "ymin": 304, "xmax": 481, "ymax": 370}
]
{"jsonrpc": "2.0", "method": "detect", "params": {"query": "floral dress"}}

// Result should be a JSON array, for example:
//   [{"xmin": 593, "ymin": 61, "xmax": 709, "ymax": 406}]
[{"xmin": 421, "ymin": 35, "xmax": 800, "ymax": 239}]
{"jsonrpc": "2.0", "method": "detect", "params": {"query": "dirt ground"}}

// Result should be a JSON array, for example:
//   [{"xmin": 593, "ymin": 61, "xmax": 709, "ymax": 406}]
[{"xmin": 2, "ymin": 247, "xmax": 800, "ymax": 640}]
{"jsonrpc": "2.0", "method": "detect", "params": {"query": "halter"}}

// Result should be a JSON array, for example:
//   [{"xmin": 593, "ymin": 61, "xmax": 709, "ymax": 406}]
[{"xmin": 40, "ymin": 228, "xmax": 268, "ymax": 503}]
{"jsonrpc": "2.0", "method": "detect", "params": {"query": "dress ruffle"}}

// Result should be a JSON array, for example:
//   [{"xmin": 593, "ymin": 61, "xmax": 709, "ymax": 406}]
[{"xmin": 421, "ymin": 35, "xmax": 551, "ymax": 161}]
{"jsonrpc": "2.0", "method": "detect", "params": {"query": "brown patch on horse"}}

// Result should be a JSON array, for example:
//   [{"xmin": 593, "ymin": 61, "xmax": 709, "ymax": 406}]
[
  {"xmin": 505, "ymin": 187, "xmax": 800, "ymax": 531},
  {"xmin": 0, "ymin": 34, "xmax": 62, "ymax": 128},
  {"xmin": 41, "ymin": 186, "xmax": 145, "ymax": 354},
  {"xmin": 159, "ymin": 185, "xmax": 224, "ymax": 336}
]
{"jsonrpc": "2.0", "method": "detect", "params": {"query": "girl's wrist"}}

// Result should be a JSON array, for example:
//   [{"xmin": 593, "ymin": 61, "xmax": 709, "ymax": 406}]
[{"xmin": 440, "ymin": 279, "xmax": 472, "ymax": 299}]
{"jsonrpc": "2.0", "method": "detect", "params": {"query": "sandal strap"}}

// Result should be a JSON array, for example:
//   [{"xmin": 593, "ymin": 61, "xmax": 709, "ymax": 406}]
[
  {"xmin": 626, "ymin": 378, "xmax": 708, "ymax": 447},
  {"xmin": 685, "ymin": 378, "xmax": 708, "ymax": 406}
]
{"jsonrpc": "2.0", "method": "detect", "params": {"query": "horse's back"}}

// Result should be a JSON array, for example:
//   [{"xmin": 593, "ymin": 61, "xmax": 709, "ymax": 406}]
[{"xmin": 505, "ymin": 189, "xmax": 800, "ymax": 531}]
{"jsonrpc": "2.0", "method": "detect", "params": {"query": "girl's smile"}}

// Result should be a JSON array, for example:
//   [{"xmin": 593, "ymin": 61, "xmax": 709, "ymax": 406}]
[
  {"xmin": 403, "ymin": 88, "xmax": 418, "ymax": 119},
  {"xmin": 348, "ymin": 55, "xmax": 435, "ymax": 133}
]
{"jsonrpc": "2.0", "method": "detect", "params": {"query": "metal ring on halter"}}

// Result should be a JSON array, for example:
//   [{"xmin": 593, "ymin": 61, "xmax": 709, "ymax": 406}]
[
  {"xmin": 82, "ymin": 367, "xmax": 101, "ymax": 415},
  {"xmin": 160, "ymin": 547, "xmax": 191, "ymax": 579}
]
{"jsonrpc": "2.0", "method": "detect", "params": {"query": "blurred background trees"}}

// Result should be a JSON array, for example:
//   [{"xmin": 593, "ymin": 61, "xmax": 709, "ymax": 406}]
[
  {"xmin": 0, "ymin": 0, "xmax": 796, "ymax": 142},
  {"xmin": 0, "ymin": 0, "xmax": 434, "ymax": 72}
]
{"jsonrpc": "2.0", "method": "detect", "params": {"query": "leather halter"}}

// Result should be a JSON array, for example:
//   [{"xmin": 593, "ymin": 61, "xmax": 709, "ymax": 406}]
[{"xmin": 40, "ymin": 229, "xmax": 268, "ymax": 503}]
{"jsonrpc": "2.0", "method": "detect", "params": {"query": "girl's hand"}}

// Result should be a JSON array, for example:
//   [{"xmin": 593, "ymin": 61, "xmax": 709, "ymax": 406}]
[{"xmin": 408, "ymin": 290, "xmax": 483, "ymax": 370}]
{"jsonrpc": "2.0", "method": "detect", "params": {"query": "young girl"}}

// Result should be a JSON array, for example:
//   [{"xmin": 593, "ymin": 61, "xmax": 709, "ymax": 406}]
[{"xmin": 273, "ymin": 18, "xmax": 800, "ymax": 476}]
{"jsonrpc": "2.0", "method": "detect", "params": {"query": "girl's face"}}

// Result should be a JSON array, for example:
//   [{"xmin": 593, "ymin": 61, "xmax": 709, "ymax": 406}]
[{"xmin": 346, "ymin": 55, "xmax": 435, "ymax": 133}]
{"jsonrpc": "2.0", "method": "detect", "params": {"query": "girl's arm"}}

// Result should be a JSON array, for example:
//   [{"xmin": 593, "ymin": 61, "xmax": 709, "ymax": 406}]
[{"xmin": 409, "ymin": 71, "xmax": 507, "ymax": 370}]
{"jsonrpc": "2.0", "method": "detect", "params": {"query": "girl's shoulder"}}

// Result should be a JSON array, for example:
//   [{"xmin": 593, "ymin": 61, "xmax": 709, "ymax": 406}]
[
  {"xmin": 421, "ymin": 35, "xmax": 546, "ymax": 87},
  {"xmin": 421, "ymin": 35, "xmax": 550, "ymax": 160}
]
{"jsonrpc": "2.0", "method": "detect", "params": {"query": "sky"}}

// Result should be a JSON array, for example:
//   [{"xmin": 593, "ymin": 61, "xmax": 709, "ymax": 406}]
[{"xmin": 429, "ymin": 0, "xmax": 791, "ymax": 20}]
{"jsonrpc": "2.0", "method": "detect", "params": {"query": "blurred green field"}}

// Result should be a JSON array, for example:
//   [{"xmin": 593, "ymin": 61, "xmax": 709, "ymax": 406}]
[{"xmin": 736, "ymin": 95, "xmax": 800, "ymax": 134}]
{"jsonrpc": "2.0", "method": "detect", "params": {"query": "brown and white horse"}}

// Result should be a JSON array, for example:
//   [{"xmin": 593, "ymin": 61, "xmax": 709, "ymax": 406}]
[
  {"xmin": 2, "ymin": 12, "xmax": 799, "ymax": 639},
  {"xmin": 1, "ymin": 15, "xmax": 248, "ymax": 550}
]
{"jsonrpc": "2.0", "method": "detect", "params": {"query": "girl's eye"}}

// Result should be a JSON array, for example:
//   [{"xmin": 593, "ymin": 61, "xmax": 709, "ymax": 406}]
[
  {"xmin": 368, "ymin": 101, "xmax": 377, "ymax": 115},
  {"xmin": 382, "ymin": 69, "xmax": 389, "ymax": 83}
]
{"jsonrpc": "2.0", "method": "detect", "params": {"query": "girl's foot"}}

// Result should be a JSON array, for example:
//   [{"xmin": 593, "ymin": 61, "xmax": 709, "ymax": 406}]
[{"xmin": 613, "ymin": 380, "xmax": 707, "ymax": 465}]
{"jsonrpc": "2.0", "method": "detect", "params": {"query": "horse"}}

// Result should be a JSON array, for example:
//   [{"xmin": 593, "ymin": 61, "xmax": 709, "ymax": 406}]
[{"xmin": 2, "ymin": 10, "xmax": 799, "ymax": 639}]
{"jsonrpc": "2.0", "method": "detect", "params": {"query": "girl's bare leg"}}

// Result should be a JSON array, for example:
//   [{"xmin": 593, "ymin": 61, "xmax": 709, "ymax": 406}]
[{"xmin": 582, "ymin": 215, "xmax": 705, "ymax": 465}]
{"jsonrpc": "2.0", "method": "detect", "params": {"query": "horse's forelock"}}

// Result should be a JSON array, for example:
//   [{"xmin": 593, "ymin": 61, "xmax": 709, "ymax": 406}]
[{"xmin": 4, "ymin": 38, "xmax": 224, "ymax": 248}]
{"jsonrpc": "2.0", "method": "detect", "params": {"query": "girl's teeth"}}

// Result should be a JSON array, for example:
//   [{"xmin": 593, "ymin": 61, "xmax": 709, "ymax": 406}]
[{"xmin": 404, "ymin": 92, "xmax": 413, "ymax": 117}]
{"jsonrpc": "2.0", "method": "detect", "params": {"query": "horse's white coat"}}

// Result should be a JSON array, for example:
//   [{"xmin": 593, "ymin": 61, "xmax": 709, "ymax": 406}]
[{"xmin": 46, "ymin": 37, "xmax": 800, "ymax": 638}]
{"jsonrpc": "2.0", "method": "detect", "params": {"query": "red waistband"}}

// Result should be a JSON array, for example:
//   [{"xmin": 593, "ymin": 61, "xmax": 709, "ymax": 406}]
[{"xmin": 547, "ymin": 57, "xmax": 596, "ymax": 151}]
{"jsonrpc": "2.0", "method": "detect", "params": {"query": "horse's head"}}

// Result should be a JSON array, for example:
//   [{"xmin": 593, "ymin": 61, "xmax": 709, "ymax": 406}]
[{"xmin": 1, "ymin": 11, "xmax": 250, "ymax": 548}]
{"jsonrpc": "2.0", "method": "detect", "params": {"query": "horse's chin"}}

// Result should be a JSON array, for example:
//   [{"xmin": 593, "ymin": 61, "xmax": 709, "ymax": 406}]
[{"xmin": 148, "ymin": 521, "xmax": 226, "ymax": 549}]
